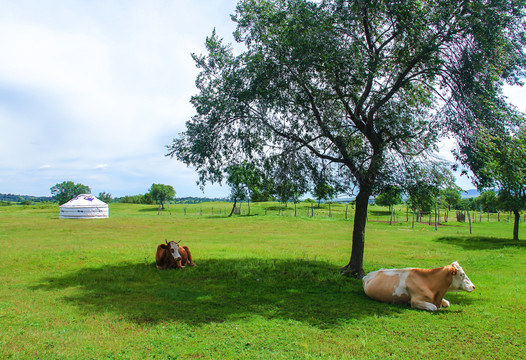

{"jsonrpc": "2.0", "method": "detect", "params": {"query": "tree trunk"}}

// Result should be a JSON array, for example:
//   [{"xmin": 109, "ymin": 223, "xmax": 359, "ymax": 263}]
[
  {"xmin": 341, "ymin": 187, "xmax": 371, "ymax": 278},
  {"xmin": 513, "ymin": 209, "xmax": 520, "ymax": 241},
  {"xmin": 228, "ymin": 198, "xmax": 237, "ymax": 217}
]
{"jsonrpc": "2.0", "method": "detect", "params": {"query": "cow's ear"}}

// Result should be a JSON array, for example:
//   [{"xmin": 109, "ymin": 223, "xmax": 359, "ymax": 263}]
[
  {"xmin": 160, "ymin": 244, "xmax": 168, "ymax": 249},
  {"xmin": 449, "ymin": 266, "xmax": 457, "ymax": 275}
]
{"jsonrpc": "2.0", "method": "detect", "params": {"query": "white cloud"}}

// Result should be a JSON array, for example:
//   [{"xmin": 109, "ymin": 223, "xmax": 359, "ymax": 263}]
[
  {"xmin": 503, "ymin": 83, "xmax": 526, "ymax": 113},
  {"xmin": 94, "ymin": 164, "xmax": 108, "ymax": 171}
]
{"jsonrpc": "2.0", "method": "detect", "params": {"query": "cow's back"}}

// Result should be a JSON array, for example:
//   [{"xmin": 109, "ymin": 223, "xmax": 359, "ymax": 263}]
[{"xmin": 363, "ymin": 268, "xmax": 413, "ymax": 304}]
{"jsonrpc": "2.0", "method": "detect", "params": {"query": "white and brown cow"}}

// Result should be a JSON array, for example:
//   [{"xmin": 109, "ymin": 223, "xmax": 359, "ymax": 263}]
[
  {"xmin": 155, "ymin": 240, "xmax": 196, "ymax": 270},
  {"xmin": 362, "ymin": 261, "xmax": 475, "ymax": 311}
]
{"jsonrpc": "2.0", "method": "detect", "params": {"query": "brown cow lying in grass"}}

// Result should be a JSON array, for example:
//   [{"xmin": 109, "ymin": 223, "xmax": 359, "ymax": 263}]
[
  {"xmin": 155, "ymin": 240, "xmax": 197, "ymax": 269},
  {"xmin": 362, "ymin": 261, "xmax": 475, "ymax": 311}
]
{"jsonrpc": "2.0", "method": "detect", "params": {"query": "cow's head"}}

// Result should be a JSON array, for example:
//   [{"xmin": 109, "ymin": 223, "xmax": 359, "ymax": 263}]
[
  {"xmin": 448, "ymin": 261, "xmax": 475, "ymax": 292},
  {"xmin": 166, "ymin": 241, "xmax": 182, "ymax": 261}
]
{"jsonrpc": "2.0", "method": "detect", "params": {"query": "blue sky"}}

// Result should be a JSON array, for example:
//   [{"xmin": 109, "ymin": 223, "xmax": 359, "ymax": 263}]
[{"xmin": 1, "ymin": 0, "xmax": 525, "ymax": 198}]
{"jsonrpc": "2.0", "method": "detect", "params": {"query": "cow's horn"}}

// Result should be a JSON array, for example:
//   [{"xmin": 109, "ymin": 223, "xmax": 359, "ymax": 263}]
[{"xmin": 165, "ymin": 239, "xmax": 168, "ymax": 244}]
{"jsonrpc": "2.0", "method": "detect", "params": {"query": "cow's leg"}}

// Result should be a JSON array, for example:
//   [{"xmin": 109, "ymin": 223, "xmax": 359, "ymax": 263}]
[
  {"xmin": 441, "ymin": 299, "xmax": 450, "ymax": 308},
  {"xmin": 411, "ymin": 298, "xmax": 438, "ymax": 311},
  {"xmin": 182, "ymin": 246, "xmax": 197, "ymax": 266}
]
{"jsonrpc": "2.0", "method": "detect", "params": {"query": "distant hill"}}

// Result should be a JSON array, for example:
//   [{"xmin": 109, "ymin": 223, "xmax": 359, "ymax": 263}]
[
  {"xmin": 461, "ymin": 189, "xmax": 480, "ymax": 198},
  {"xmin": 0, "ymin": 193, "xmax": 54, "ymax": 203}
]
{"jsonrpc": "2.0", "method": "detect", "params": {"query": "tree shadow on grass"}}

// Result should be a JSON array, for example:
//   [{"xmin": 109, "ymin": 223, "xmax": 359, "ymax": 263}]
[
  {"xmin": 137, "ymin": 207, "xmax": 159, "ymax": 212},
  {"xmin": 436, "ymin": 236, "xmax": 525, "ymax": 250},
  {"xmin": 33, "ymin": 258, "xmax": 403, "ymax": 327},
  {"xmin": 370, "ymin": 210, "xmax": 391, "ymax": 216}
]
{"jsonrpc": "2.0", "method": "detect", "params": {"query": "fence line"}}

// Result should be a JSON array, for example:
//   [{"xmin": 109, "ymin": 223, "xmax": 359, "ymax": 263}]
[{"xmin": 154, "ymin": 204, "xmax": 524, "ymax": 231}]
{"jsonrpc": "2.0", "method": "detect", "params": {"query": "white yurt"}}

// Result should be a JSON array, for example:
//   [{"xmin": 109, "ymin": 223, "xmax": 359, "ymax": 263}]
[{"xmin": 59, "ymin": 194, "xmax": 109, "ymax": 219}]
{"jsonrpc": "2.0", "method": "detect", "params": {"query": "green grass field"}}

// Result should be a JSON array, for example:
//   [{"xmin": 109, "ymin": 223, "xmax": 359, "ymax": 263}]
[{"xmin": 0, "ymin": 202, "xmax": 524, "ymax": 359}]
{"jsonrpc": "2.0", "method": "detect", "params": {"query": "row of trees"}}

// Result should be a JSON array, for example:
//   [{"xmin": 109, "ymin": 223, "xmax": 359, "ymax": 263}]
[
  {"xmin": 225, "ymin": 159, "xmax": 523, "ymax": 235},
  {"xmin": 376, "ymin": 186, "xmax": 520, "ymax": 220},
  {"xmin": 226, "ymin": 161, "xmax": 342, "ymax": 209},
  {"xmin": 0, "ymin": 194, "xmax": 54, "ymax": 203},
  {"xmin": 224, "ymin": 161, "xmax": 339, "ymax": 216},
  {"xmin": 50, "ymin": 181, "xmax": 176, "ymax": 209}
]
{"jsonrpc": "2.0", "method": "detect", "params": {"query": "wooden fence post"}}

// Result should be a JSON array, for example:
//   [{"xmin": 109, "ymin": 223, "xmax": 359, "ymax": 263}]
[
  {"xmin": 467, "ymin": 208, "xmax": 472, "ymax": 234},
  {"xmin": 434, "ymin": 203, "xmax": 438, "ymax": 231}
]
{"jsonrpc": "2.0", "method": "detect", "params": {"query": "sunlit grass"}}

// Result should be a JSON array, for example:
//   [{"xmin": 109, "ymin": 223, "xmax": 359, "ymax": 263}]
[{"xmin": 0, "ymin": 203, "xmax": 524, "ymax": 359}]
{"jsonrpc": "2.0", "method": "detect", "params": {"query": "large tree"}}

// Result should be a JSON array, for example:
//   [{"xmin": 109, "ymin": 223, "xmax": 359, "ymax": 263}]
[
  {"xmin": 148, "ymin": 184, "xmax": 176, "ymax": 210},
  {"xmin": 50, "ymin": 181, "xmax": 91, "ymax": 205},
  {"xmin": 463, "ymin": 126, "xmax": 526, "ymax": 240},
  {"xmin": 168, "ymin": 0, "xmax": 526, "ymax": 277}
]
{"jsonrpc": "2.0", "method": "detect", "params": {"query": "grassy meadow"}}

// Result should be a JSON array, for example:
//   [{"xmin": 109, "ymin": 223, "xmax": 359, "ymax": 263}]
[{"xmin": 0, "ymin": 201, "xmax": 524, "ymax": 359}]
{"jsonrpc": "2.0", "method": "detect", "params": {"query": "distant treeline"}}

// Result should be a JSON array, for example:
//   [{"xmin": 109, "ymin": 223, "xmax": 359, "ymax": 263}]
[
  {"xmin": 0, "ymin": 193, "xmax": 54, "ymax": 203},
  {"xmin": 114, "ymin": 195, "xmax": 230, "ymax": 204},
  {"xmin": 0, "ymin": 193, "xmax": 229, "ymax": 205}
]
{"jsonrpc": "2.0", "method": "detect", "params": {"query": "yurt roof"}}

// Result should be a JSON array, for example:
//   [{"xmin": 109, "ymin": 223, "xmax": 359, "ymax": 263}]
[{"xmin": 60, "ymin": 194, "xmax": 108, "ymax": 208}]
